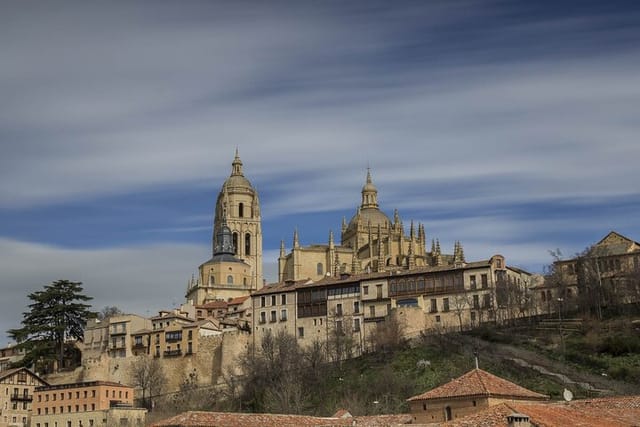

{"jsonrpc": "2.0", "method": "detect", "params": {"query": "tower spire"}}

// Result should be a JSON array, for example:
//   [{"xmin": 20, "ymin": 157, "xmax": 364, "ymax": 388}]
[
  {"xmin": 360, "ymin": 168, "xmax": 379, "ymax": 209},
  {"xmin": 231, "ymin": 149, "xmax": 243, "ymax": 176},
  {"xmin": 293, "ymin": 228, "xmax": 300, "ymax": 249}
]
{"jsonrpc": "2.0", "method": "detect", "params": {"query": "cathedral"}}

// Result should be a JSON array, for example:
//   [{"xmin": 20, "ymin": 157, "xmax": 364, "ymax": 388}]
[
  {"xmin": 186, "ymin": 151, "xmax": 467, "ymax": 304},
  {"xmin": 278, "ymin": 169, "xmax": 467, "ymax": 282}
]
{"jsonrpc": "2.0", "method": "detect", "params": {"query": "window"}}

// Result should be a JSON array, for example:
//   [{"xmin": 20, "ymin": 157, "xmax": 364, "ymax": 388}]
[
  {"xmin": 435, "ymin": 315, "xmax": 441, "ymax": 322},
  {"xmin": 245, "ymin": 233, "xmax": 251, "ymax": 255},
  {"xmin": 481, "ymin": 274, "xmax": 488, "ymax": 289},
  {"xmin": 165, "ymin": 331, "xmax": 182, "ymax": 341},
  {"xmin": 336, "ymin": 303, "xmax": 343, "ymax": 316},
  {"xmin": 280, "ymin": 309, "xmax": 287, "ymax": 321},
  {"xmin": 470, "ymin": 311, "xmax": 476, "ymax": 322},
  {"xmin": 336, "ymin": 320, "xmax": 344, "ymax": 335},
  {"xmin": 238, "ymin": 202, "xmax": 244, "ymax": 218},
  {"xmin": 473, "ymin": 295, "xmax": 479, "ymax": 309},
  {"xmin": 369, "ymin": 305, "xmax": 376, "ymax": 317},
  {"xmin": 298, "ymin": 327, "xmax": 304, "ymax": 338},
  {"xmin": 430, "ymin": 299, "xmax": 437, "ymax": 313},
  {"xmin": 353, "ymin": 301, "xmax": 360, "ymax": 313},
  {"xmin": 232, "ymin": 232, "xmax": 238, "ymax": 254},
  {"xmin": 443, "ymin": 298, "xmax": 449, "ymax": 312},
  {"xmin": 317, "ymin": 263, "xmax": 323, "ymax": 276},
  {"xmin": 227, "ymin": 275, "xmax": 233, "ymax": 284},
  {"xmin": 483, "ymin": 294, "xmax": 492, "ymax": 308},
  {"xmin": 17, "ymin": 371, "xmax": 27, "ymax": 383},
  {"xmin": 363, "ymin": 286, "xmax": 369, "ymax": 295},
  {"xmin": 281, "ymin": 294, "xmax": 287, "ymax": 305},
  {"xmin": 376, "ymin": 284, "xmax": 383, "ymax": 299},
  {"xmin": 261, "ymin": 296, "xmax": 266, "ymax": 307},
  {"xmin": 270, "ymin": 311, "xmax": 277, "ymax": 322},
  {"xmin": 91, "ymin": 403, "xmax": 95, "ymax": 410},
  {"xmin": 423, "ymin": 403, "xmax": 427, "ymax": 411},
  {"xmin": 353, "ymin": 318, "xmax": 361, "ymax": 332},
  {"xmin": 188, "ymin": 330, "xmax": 193, "ymax": 340},
  {"xmin": 271, "ymin": 295, "xmax": 276, "ymax": 306},
  {"xmin": 470, "ymin": 275, "xmax": 477, "ymax": 290},
  {"xmin": 259, "ymin": 312, "xmax": 266, "ymax": 324},
  {"xmin": 84, "ymin": 390, "xmax": 88, "ymax": 398},
  {"xmin": 496, "ymin": 259, "xmax": 502, "ymax": 268}
]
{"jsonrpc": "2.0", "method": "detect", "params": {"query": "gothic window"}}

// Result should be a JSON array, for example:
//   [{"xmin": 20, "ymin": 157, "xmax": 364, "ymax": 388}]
[
  {"xmin": 317, "ymin": 263, "xmax": 323, "ymax": 276},
  {"xmin": 238, "ymin": 203, "xmax": 244, "ymax": 218},
  {"xmin": 245, "ymin": 233, "xmax": 251, "ymax": 255},
  {"xmin": 232, "ymin": 233, "xmax": 238, "ymax": 254},
  {"xmin": 227, "ymin": 275, "xmax": 233, "ymax": 284}
]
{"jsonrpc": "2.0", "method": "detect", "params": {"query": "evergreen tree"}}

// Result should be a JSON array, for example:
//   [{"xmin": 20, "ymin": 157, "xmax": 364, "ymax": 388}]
[{"xmin": 8, "ymin": 280, "xmax": 93, "ymax": 372}]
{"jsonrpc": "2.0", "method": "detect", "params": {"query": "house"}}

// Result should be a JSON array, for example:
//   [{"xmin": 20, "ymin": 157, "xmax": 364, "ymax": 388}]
[
  {"xmin": 31, "ymin": 380, "xmax": 146, "ymax": 427},
  {"xmin": 0, "ymin": 367, "xmax": 48, "ymax": 427},
  {"xmin": 406, "ymin": 368, "xmax": 548, "ymax": 423}
]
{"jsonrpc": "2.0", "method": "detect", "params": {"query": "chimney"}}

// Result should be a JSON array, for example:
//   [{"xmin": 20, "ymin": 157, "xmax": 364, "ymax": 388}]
[{"xmin": 507, "ymin": 413, "xmax": 531, "ymax": 427}]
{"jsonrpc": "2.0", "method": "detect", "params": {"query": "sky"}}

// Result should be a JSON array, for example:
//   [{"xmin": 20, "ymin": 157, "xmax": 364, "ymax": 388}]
[{"xmin": 2, "ymin": 0, "xmax": 640, "ymax": 344}]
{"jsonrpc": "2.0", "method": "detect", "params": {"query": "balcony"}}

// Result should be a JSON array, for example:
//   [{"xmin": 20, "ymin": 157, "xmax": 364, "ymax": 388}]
[
  {"xmin": 165, "ymin": 335, "xmax": 182, "ymax": 343},
  {"xmin": 11, "ymin": 394, "xmax": 33, "ymax": 402},
  {"xmin": 163, "ymin": 349, "xmax": 182, "ymax": 357}
]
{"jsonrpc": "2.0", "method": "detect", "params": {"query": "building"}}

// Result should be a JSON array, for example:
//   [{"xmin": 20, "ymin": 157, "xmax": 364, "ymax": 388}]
[
  {"xmin": 406, "ymin": 367, "xmax": 548, "ymax": 423},
  {"xmin": 0, "ymin": 346, "xmax": 25, "ymax": 373},
  {"xmin": 186, "ymin": 150, "xmax": 263, "ymax": 305},
  {"xmin": 543, "ymin": 231, "xmax": 640, "ymax": 313},
  {"xmin": 0, "ymin": 367, "xmax": 48, "ymax": 427},
  {"xmin": 252, "ymin": 255, "xmax": 531, "ymax": 356},
  {"xmin": 31, "ymin": 381, "xmax": 146, "ymax": 427},
  {"xmin": 278, "ymin": 169, "xmax": 466, "ymax": 282}
]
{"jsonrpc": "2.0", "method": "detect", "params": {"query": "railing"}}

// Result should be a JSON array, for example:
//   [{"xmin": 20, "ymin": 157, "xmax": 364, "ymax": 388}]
[
  {"xmin": 11, "ymin": 394, "xmax": 33, "ymax": 401},
  {"xmin": 163, "ymin": 349, "xmax": 182, "ymax": 357}
]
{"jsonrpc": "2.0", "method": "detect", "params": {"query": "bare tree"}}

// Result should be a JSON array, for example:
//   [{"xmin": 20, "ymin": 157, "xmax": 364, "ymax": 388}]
[
  {"xmin": 129, "ymin": 356, "xmax": 166, "ymax": 409},
  {"xmin": 451, "ymin": 292, "xmax": 471, "ymax": 332}
]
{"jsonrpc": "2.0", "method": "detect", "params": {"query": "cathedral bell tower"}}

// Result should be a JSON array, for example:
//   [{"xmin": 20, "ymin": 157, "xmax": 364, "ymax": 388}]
[{"xmin": 213, "ymin": 150, "xmax": 263, "ymax": 289}]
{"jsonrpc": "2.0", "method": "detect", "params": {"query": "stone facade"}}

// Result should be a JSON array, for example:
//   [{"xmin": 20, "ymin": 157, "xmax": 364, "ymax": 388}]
[
  {"xmin": 0, "ymin": 368, "xmax": 48, "ymax": 427},
  {"xmin": 187, "ymin": 151, "xmax": 263, "ymax": 304},
  {"xmin": 278, "ymin": 169, "xmax": 465, "ymax": 282}
]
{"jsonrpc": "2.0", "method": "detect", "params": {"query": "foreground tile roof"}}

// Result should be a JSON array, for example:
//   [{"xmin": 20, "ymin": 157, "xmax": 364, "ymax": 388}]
[
  {"xmin": 150, "ymin": 411, "xmax": 413, "ymax": 427},
  {"xmin": 445, "ymin": 396, "xmax": 640, "ymax": 427},
  {"xmin": 407, "ymin": 368, "xmax": 548, "ymax": 402}
]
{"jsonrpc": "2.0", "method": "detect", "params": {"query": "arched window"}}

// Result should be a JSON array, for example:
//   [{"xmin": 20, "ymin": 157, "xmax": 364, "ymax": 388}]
[
  {"xmin": 445, "ymin": 406, "xmax": 452, "ymax": 421},
  {"xmin": 232, "ymin": 233, "xmax": 238, "ymax": 254},
  {"xmin": 317, "ymin": 263, "xmax": 323, "ymax": 276},
  {"xmin": 227, "ymin": 275, "xmax": 233, "ymax": 284},
  {"xmin": 209, "ymin": 276, "xmax": 215, "ymax": 285},
  {"xmin": 238, "ymin": 202, "xmax": 244, "ymax": 218},
  {"xmin": 245, "ymin": 233, "xmax": 251, "ymax": 255}
]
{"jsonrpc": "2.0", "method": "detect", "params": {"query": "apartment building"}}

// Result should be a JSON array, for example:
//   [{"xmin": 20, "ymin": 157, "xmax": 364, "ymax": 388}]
[
  {"xmin": 0, "ymin": 368, "xmax": 48, "ymax": 427},
  {"xmin": 31, "ymin": 381, "xmax": 145, "ymax": 427}
]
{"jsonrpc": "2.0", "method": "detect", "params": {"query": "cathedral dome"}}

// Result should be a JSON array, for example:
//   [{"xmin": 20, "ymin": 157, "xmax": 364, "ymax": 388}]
[{"xmin": 348, "ymin": 207, "xmax": 390, "ymax": 229}]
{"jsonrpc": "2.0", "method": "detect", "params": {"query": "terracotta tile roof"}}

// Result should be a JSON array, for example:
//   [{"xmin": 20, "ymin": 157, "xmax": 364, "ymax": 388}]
[
  {"xmin": 197, "ymin": 300, "xmax": 228, "ymax": 309},
  {"xmin": 227, "ymin": 296, "xmax": 249, "ymax": 305},
  {"xmin": 407, "ymin": 368, "xmax": 548, "ymax": 402},
  {"xmin": 446, "ymin": 396, "xmax": 640, "ymax": 427},
  {"xmin": 150, "ymin": 411, "xmax": 413, "ymax": 427},
  {"xmin": 252, "ymin": 279, "xmax": 311, "ymax": 296}
]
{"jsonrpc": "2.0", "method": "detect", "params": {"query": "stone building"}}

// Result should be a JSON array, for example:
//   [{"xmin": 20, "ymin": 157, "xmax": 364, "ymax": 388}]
[
  {"xmin": 186, "ymin": 150, "xmax": 263, "ymax": 305},
  {"xmin": 252, "ymin": 255, "xmax": 531, "ymax": 356},
  {"xmin": 31, "ymin": 381, "xmax": 146, "ymax": 427},
  {"xmin": 406, "ymin": 367, "xmax": 548, "ymax": 423},
  {"xmin": 0, "ymin": 367, "xmax": 48, "ymax": 427},
  {"xmin": 278, "ymin": 169, "xmax": 466, "ymax": 282}
]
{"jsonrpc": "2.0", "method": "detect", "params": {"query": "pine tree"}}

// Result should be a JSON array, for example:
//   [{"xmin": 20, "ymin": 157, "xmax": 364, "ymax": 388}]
[{"xmin": 8, "ymin": 280, "xmax": 93, "ymax": 372}]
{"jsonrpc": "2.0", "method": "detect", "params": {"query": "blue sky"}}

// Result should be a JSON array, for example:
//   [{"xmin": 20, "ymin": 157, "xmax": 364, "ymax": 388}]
[{"xmin": 2, "ymin": 1, "xmax": 640, "ymax": 344}]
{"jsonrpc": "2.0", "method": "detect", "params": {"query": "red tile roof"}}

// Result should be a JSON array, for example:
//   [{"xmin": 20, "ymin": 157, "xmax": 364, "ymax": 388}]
[
  {"xmin": 197, "ymin": 300, "xmax": 228, "ymax": 309},
  {"xmin": 446, "ymin": 396, "xmax": 640, "ymax": 427},
  {"xmin": 227, "ymin": 296, "xmax": 249, "ymax": 305},
  {"xmin": 407, "ymin": 368, "xmax": 548, "ymax": 402},
  {"xmin": 150, "ymin": 411, "xmax": 413, "ymax": 427}
]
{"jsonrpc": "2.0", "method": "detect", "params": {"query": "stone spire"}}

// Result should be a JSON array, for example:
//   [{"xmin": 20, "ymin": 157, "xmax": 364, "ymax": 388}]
[
  {"xmin": 352, "ymin": 237, "xmax": 360, "ymax": 274},
  {"xmin": 435, "ymin": 239, "xmax": 442, "ymax": 266},
  {"xmin": 329, "ymin": 230, "xmax": 335, "ymax": 248},
  {"xmin": 377, "ymin": 224, "xmax": 384, "ymax": 272},
  {"xmin": 410, "ymin": 220, "xmax": 415, "ymax": 240},
  {"xmin": 408, "ymin": 237, "xmax": 416, "ymax": 269},
  {"xmin": 231, "ymin": 148, "xmax": 244, "ymax": 176},
  {"xmin": 293, "ymin": 228, "xmax": 300, "ymax": 249},
  {"xmin": 279, "ymin": 239, "xmax": 286, "ymax": 258},
  {"xmin": 458, "ymin": 241, "xmax": 466, "ymax": 263},
  {"xmin": 393, "ymin": 209, "xmax": 400, "ymax": 228},
  {"xmin": 360, "ymin": 168, "xmax": 379, "ymax": 209},
  {"xmin": 341, "ymin": 216, "xmax": 347, "ymax": 233}
]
